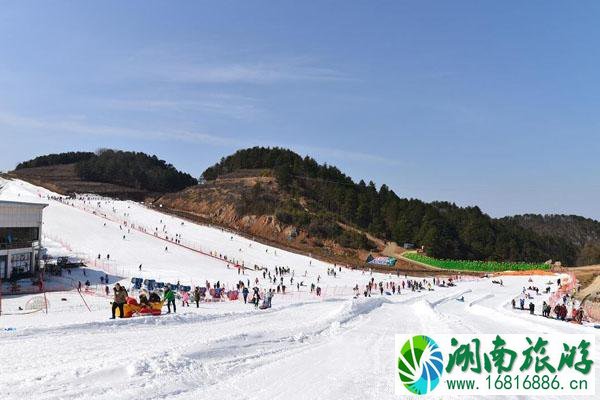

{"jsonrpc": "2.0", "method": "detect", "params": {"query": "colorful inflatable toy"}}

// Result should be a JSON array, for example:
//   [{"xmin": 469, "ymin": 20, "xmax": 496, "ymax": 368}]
[{"xmin": 115, "ymin": 297, "xmax": 164, "ymax": 318}]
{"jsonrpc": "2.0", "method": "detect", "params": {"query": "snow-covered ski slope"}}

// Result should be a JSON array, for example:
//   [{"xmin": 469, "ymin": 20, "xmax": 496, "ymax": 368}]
[{"xmin": 0, "ymin": 178, "xmax": 598, "ymax": 400}]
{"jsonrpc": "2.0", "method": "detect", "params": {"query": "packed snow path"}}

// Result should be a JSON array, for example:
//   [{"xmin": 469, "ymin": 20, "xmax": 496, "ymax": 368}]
[{"xmin": 0, "ymin": 178, "xmax": 598, "ymax": 400}]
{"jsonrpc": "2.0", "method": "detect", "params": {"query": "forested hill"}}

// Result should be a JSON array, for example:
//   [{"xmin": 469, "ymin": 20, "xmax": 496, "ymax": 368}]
[
  {"xmin": 501, "ymin": 214, "xmax": 600, "ymax": 248},
  {"xmin": 16, "ymin": 151, "xmax": 95, "ymax": 169},
  {"xmin": 202, "ymin": 147, "xmax": 578, "ymax": 265},
  {"xmin": 501, "ymin": 214, "xmax": 600, "ymax": 265},
  {"xmin": 15, "ymin": 147, "xmax": 595, "ymax": 265},
  {"xmin": 15, "ymin": 150, "xmax": 197, "ymax": 193}
]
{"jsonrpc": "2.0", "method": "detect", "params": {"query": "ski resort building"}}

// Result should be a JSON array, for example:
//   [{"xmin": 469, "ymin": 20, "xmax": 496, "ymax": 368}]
[{"xmin": 0, "ymin": 200, "xmax": 47, "ymax": 279}]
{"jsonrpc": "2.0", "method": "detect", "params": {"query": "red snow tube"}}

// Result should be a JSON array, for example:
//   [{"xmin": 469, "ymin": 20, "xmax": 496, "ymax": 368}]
[
  {"xmin": 117, "ymin": 301, "xmax": 164, "ymax": 318},
  {"xmin": 227, "ymin": 290, "xmax": 239, "ymax": 300},
  {"xmin": 139, "ymin": 306, "xmax": 152, "ymax": 314},
  {"xmin": 139, "ymin": 307, "xmax": 161, "ymax": 316},
  {"xmin": 126, "ymin": 297, "xmax": 138, "ymax": 306}
]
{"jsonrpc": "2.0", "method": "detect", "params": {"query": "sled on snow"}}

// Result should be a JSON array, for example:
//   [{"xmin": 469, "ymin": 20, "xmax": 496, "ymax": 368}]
[
  {"xmin": 208, "ymin": 288, "xmax": 237, "ymax": 301},
  {"xmin": 227, "ymin": 290, "xmax": 239, "ymax": 300},
  {"xmin": 115, "ymin": 297, "xmax": 165, "ymax": 318}
]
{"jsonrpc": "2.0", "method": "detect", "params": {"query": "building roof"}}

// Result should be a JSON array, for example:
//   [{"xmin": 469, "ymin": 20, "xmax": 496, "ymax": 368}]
[{"xmin": 0, "ymin": 200, "xmax": 48, "ymax": 209}]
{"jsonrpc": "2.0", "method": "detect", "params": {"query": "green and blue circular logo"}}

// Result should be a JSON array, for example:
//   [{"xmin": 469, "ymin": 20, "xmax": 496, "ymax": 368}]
[{"xmin": 397, "ymin": 335, "xmax": 444, "ymax": 395}]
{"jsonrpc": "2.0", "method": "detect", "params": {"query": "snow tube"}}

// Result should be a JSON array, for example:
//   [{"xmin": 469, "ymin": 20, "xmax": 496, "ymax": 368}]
[
  {"xmin": 116, "ymin": 301, "xmax": 164, "ymax": 318},
  {"xmin": 227, "ymin": 290, "xmax": 239, "ymax": 300},
  {"xmin": 138, "ymin": 303, "xmax": 163, "ymax": 316},
  {"xmin": 126, "ymin": 297, "xmax": 138, "ymax": 306},
  {"xmin": 139, "ymin": 306, "xmax": 152, "ymax": 314},
  {"xmin": 149, "ymin": 307, "xmax": 162, "ymax": 316}
]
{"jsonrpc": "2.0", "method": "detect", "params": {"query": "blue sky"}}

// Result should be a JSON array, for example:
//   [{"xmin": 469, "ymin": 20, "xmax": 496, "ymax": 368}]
[{"xmin": 1, "ymin": 1, "xmax": 599, "ymax": 219}]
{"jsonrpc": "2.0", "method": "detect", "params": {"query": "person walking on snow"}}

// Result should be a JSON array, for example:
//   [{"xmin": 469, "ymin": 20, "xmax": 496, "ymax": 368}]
[
  {"xmin": 110, "ymin": 283, "xmax": 128, "ymax": 319},
  {"xmin": 193, "ymin": 287, "xmax": 201, "ymax": 308},
  {"xmin": 182, "ymin": 291, "xmax": 190, "ymax": 307},
  {"xmin": 252, "ymin": 288, "xmax": 260, "ymax": 308},
  {"xmin": 164, "ymin": 285, "xmax": 176, "ymax": 313},
  {"xmin": 242, "ymin": 286, "xmax": 249, "ymax": 304}
]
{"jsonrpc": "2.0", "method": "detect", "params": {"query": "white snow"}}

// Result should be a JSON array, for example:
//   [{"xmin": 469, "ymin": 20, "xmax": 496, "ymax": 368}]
[{"xmin": 0, "ymin": 177, "xmax": 598, "ymax": 400}]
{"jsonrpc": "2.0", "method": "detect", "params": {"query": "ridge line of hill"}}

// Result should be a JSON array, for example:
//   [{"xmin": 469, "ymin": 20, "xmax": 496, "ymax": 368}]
[{"xmin": 9, "ymin": 147, "xmax": 600, "ymax": 267}]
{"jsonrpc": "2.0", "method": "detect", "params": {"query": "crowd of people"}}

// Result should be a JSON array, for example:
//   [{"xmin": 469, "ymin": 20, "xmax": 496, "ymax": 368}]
[
  {"xmin": 511, "ymin": 278, "xmax": 587, "ymax": 324},
  {"xmin": 61, "ymin": 197, "xmax": 594, "ymax": 327},
  {"xmin": 107, "ymin": 269, "xmax": 289, "ymax": 318},
  {"xmin": 96, "ymin": 262, "xmax": 590, "ymax": 327}
]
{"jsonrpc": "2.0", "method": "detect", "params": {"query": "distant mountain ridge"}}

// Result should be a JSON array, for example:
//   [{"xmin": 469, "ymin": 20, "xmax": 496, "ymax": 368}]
[
  {"xmin": 199, "ymin": 147, "xmax": 578, "ymax": 265},
  {"xmin": 501, "ymin": 214, "xmax": 600, "ymax": 248},
  {"xmin": 501, "ymin": 214, "xmax": 600, "ymax": 265},
  {"xmin": 13, "ymin": 149, "xmax": 197, "ymax": 195},
  {"xmin": 12, "ymin": 147, "xmax": 599, "ymax": 266}
]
